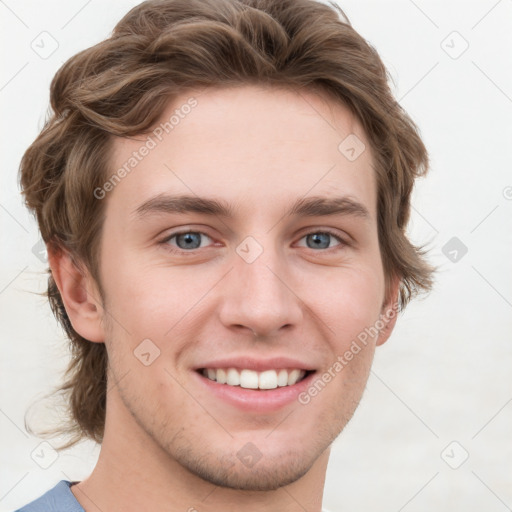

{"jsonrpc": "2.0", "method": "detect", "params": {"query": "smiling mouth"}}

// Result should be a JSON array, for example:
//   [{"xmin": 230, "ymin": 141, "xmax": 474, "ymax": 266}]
[{"xmin": 198, "ymin": 367, "xmax": 314, "ymax": 390}]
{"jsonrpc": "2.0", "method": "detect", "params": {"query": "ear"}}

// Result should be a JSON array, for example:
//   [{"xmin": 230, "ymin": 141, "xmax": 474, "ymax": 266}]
[
  {"xmin": 48, "ymin": 245, "xmax": 105, "ymax": 343},
  {"xmin": 375, "ymin": 275, "xmax": 401, "ymax": 347}
]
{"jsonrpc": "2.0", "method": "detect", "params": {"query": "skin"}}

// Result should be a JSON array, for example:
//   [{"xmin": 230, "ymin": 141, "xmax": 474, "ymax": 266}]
[{"xmin": 50, "ymin": 84, "xmax": 400, "ymax": 512}]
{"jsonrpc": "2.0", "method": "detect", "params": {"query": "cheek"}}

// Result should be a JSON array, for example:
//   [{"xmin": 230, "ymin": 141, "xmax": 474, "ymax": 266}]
[
  {"xmin": 309, "ymin": 261, "xmax": 385, "ymax": 343},
  {"xmin": 101, "ymin": 252, "xmax": 187, "ymax": 333},
  {"xmin": 101, "ymin": 261, "xmax": 216, "ymax": 373}
]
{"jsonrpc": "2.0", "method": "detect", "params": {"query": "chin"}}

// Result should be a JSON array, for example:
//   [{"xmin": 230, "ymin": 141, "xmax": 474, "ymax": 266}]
[{"xmin": 179, "ymin": 449, "xmax": 314, "ymax": 491}]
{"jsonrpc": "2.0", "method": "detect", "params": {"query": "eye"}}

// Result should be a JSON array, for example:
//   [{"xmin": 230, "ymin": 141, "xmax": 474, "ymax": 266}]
[
  {"xmin": 161, "ymin": 231, "xmax": 214, "ymax": 253},
  {"xmin": 296, "ymin": 230, "xmax": 347, "ymax": 251},
  {"xmin": 159, "ymin": 228, "xmax": 348, "ymax": 255}
]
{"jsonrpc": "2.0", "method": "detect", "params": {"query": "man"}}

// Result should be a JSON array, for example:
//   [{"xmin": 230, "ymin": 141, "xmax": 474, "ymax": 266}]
[{"xmin": 16, "ymin": 0, "xmax": 434, "ymax": 510}]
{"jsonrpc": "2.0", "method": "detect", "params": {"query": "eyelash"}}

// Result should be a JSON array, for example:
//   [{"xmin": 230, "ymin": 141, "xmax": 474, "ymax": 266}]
[{"xmin": 159, "ymin": 228, "xmax": 349, "ymax": 255}]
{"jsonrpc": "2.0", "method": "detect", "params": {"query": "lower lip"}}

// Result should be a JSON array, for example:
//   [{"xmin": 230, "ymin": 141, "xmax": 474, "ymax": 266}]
[{"xmin": 192, "ymin": 370, "xmax": 317, "ymax": 413}]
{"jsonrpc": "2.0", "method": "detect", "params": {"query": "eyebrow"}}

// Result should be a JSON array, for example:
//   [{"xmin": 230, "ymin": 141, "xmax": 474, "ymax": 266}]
[{"xmin": 133, "ymin": 193, "xmax": 370, "ymax": 221}]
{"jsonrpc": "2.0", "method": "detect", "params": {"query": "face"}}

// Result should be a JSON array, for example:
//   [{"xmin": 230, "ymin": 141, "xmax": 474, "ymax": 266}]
[{"xmin": 93, "ymin": 85, "xmax": 395, "ymax": 491}]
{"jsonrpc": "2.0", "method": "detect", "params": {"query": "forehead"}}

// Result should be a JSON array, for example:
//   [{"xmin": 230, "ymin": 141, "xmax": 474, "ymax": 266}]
[{"xmin": 107, "ymin": 84, "xmax": 377, "ymax": 222}]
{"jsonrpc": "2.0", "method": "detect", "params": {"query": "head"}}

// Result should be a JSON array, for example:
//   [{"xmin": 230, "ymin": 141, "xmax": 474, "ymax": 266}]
[{"xmin": 20, "ymin": 0, "xmax": 434, "ymax": 491}]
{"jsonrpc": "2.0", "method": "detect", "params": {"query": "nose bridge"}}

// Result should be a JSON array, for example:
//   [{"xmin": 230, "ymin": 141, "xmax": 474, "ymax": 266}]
[{"xmin": 218, "ymin": 234, "xmax": 302, "ymax": 337}]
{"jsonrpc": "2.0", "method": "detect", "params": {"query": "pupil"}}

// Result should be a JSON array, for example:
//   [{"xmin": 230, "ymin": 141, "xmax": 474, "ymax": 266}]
[
  {"xmin": 309, "ymin": 233, "xmax": 329, "ymax": 249},
  {"xmin": 178, "ymin": 232, "xmax": 201, "ymax": 249}
]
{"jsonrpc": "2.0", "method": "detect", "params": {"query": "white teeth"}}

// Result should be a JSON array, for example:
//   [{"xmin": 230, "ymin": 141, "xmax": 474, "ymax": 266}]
[
  {"xmin": 202, "ymin": 367, "xmax": 309, "ymax": 389},
  {"xmin": 277, "ymin": 369, "xmax": 289, "ymax": 387},
  {"xmin": 216, "ymin": 368, "xmax": 227, "ymax": 384},
  {"xmin": 259, "ymin": 370, "xmax": 278, "ymax": 390},
  {"xmin": 240, "ymin": 369, "xmax": 259, "ymax": 389},
  {"xmin": 287, "ymin": 369, "xmax": 301, "ymax": 386},
  {"xmin": 226, "ymin": 368, "xmax": 240, "ymax": 386}
]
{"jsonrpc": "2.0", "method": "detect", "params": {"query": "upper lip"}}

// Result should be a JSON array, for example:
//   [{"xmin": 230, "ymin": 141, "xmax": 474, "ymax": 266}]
[{"xmin": 194, "ymin": 356, "xmax": 317, "ymax": 372}]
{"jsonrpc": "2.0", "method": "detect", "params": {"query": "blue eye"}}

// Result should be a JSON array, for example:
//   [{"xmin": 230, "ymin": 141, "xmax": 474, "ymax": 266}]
[
  {"xmin": 299, "ymin": 231, "xmax": 344, "ymax": 250},
  {"xmin": 160, "ymin": 229, "xmax": 347, "ymax": 255},
  {"xmin": 163, "ymin": 231, "xmax": 213, "ymax": 251}
]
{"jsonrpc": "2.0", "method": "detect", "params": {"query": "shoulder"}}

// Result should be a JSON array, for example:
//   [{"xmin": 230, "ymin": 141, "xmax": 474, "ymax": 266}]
[{"xmin": 13, "ymin": 481, "xmax": 84, "ymax": 512}]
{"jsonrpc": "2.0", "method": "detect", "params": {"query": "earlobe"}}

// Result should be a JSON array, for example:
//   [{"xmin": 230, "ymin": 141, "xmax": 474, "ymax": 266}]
[
  {"xmin": 376, "ymin": 276, "xmax": 401, "ymax": 347},
  {"xmin": 48, "ymin": 245, "xmax": 105, "ymax": 343}
]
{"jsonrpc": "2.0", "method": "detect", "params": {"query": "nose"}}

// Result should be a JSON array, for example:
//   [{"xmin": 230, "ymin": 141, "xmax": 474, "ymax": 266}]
[{"xmin": 217, "ymin": 243, "xmax": 303, "ymax": 339}]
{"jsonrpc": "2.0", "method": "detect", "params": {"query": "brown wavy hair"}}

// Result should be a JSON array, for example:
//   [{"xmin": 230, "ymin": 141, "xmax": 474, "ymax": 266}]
[{"xmin": 19, "ymin": 0, "xmax": 435, "ymax": 448}]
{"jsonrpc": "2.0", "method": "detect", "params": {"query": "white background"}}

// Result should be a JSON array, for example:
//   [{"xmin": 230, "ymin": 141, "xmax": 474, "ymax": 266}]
[{"xmin": 1, "ymin": 1, "xmax": 511, "ymax": 511}]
